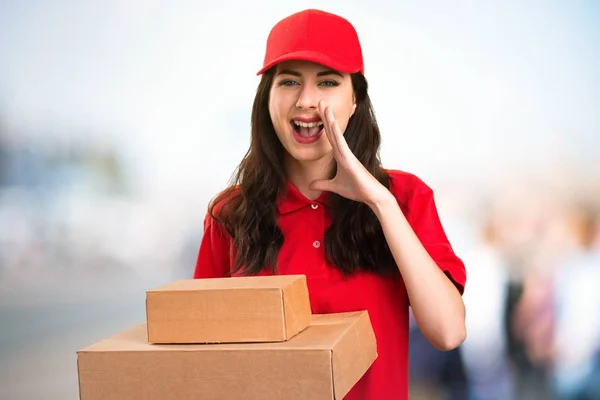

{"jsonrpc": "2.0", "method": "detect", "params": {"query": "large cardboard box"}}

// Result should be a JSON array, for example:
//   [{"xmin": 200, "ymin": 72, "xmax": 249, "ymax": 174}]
[
  {"xmin": 146, "ymin": 275, "xmax": 312, "ymax": 343},
  {"xmin": 77, "ymin": 311, "xmax": 377, "ymax": 400}
]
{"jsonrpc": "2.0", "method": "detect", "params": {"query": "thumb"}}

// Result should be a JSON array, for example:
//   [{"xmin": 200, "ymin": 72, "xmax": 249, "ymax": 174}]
[{"xmin": 309, "ymin": 179, "xmax": 335, "ymax": 193}]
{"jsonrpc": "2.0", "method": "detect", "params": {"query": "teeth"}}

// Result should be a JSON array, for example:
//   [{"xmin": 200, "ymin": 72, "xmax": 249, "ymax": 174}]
[{"xmin": 293, "ymin": 120, "xmax": 323, "ymax": 128}]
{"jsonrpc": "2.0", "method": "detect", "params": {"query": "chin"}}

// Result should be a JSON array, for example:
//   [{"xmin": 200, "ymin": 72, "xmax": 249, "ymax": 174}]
[{"xmin": 288, "ymin": 148, "xmax": 331, "ymax": 163}]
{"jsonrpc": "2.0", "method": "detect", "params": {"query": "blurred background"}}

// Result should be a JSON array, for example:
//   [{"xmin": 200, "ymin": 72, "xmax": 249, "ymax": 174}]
[{"xmin": 1, "ymin": 1, "xmax": 598, "ymax": 399}]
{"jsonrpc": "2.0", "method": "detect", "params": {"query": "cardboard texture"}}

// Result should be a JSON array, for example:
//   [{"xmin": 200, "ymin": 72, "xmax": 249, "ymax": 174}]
[
  {"xmin": 77, "ymin": 311, "xmax": 377, "ymax": 400},
  {"xmin": 145, "ymin": 275, "xmax": 312, "ymax": 343}
]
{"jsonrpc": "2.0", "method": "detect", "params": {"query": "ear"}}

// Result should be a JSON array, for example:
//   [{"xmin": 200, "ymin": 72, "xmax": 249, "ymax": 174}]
[{"xmin": 351, "ymin": 102, "xmax": 357, "ymax": 115}]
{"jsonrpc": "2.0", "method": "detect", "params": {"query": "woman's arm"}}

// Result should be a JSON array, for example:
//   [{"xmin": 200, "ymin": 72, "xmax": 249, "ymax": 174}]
[{"xmin": 368, "ymin": 192, "xmax": 466, "ymax": 351}]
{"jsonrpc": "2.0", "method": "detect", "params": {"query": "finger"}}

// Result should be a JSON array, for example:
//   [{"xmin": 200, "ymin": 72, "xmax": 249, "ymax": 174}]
[
  {"xmin": 318, "ymin": 100, "xmax": 333, "ymax": 139},
  {"xmin": 318, "ymin": 101, "xmax": 341, "ymax": 156},
  {"xmin": 309, "ymin": 178, "xmax": 337, "ymax": 193},
  {"xmin": 327, "ymin": 108, "xmax": 352, "ymax": 159},
  {"xmin": 324, "ymin": 106, "xmax": 345, "ymax": 159}
]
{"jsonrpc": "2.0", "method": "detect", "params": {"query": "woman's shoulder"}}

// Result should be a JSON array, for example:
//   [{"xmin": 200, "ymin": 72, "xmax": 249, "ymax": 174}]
[
  {"xmin": 206, "ymin": 185, "xmax": 242, "ymax": 219},
  {"xmin": 384, "ymin": 168, "xmax": 433, "ymax": 205}
]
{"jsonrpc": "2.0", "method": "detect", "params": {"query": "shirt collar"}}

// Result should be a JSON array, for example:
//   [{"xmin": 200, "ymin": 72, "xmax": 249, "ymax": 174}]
[{"xmin": 276, "ymin": 181, "xmax": 331, "ymax": 215}]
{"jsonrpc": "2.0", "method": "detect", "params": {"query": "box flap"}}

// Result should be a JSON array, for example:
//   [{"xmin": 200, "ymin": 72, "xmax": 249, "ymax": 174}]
[
  {"xmin": 146, "ymin": 275, "xmax": 306, "ymax": 293},
  {"xmin": 77, "ymin": 312, "xmax": 366, "ymax": 354},
  {"xmin": 282, "ymin": 275, "xmax": 312, "ymax": 339},
  {"xmin": 330, "ymin": 311, "xmax": 377, "ymax": 399}
]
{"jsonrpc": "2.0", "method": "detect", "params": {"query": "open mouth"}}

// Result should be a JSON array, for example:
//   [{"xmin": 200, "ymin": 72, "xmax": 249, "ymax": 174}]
[{"xmin": 290, "ymin": 119, "xmax": 324, "ymax": 138}]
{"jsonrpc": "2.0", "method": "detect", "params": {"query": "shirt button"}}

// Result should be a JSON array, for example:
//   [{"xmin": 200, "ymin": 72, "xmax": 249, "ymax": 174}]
[
  {"xmin": 312, "ymin": 240, "xmax": 321, "ymax": 248},
  {"xmin": 311, "ymin": 204, "xmax": 319, "ymax": 210}
]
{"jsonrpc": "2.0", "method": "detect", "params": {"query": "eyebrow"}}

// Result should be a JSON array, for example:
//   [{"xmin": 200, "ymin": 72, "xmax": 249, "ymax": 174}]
[{"xmin": 276, "ymin": 69, "xmax": 344, "ymax": 78}]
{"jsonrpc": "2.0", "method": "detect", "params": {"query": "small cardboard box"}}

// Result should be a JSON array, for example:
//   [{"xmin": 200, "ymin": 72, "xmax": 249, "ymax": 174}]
[
  {"xmin": 145, "ymin": 275, "xmax": 312, "ymax": 343},
  {"xmin": 77, "ymin": 311, "xmax": 377, "ymax": 400}
]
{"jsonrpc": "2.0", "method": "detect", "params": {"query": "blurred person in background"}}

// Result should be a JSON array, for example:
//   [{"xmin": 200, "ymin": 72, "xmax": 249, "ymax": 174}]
[
  {"xmin": 510, "ymin": 261, "xmax": 556, "ymax": 399},
  {"xmin": 408, "ymin": 308, "xmax": 469, "ymax": 400},
  {"xmin": 551, "ymin": 206, "xmax": 600, "ymax": 400},
  {"xmin": 494, "ymin": 190, "xmax": 556, "ymax": 399},
  {"xmin": 460, "ymin": 215, "xmax": 514, "ymax": 400}
]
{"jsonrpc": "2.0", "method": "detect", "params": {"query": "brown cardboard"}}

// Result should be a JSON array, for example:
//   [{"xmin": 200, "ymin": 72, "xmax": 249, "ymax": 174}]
[
  {"xmin": 145, "ymin": 275, "xmax": 312, "ymax": 343},
  {"xmin": 77, "ymin": 311, "xmax": 377, "ymax": 400}
]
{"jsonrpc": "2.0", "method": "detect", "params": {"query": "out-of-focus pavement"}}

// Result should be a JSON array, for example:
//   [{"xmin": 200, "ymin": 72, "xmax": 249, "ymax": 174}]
[{"xmin": 0, "ymin": 268, "xmax": 184, "ymax": 400}]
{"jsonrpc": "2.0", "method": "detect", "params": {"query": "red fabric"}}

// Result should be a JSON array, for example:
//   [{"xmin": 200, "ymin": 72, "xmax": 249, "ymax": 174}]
[
  {"xmin": 257, "ymin": 9, "xmax": 364, "ymax": 75},
  {"xmin": 194, "ymin": 169, "xmax": 466, "ymax": 400}
]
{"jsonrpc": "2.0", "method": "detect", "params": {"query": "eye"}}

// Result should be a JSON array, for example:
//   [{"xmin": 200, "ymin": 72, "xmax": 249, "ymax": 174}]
[
  {"xmin": 319, "ymin": 80, "xmax": 340, "ymax": 87},
  {"xmin": 279, "ymin": 79, "xmax": 299, "ymax": 87}
]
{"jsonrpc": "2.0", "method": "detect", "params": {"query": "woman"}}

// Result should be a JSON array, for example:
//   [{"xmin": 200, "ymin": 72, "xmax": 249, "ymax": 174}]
[{"xmin": 194, "ymin": 9, "xmax": 467, "ymax": 400}]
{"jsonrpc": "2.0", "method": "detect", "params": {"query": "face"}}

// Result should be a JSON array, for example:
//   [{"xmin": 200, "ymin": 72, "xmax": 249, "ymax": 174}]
[{"xmin": 268, "ymin": 60, "xmax": 356, "ymax": 165}]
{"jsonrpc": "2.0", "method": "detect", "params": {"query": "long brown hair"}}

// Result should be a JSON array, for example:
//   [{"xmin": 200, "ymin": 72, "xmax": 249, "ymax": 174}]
[{"xmin": 209, "ymin": 67, "xmax": 398, "ymax": 277}]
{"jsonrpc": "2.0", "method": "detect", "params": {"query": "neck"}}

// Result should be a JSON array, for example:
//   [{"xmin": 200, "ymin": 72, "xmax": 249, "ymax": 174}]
[{"xmin": 284, "ymin": 154, "xmax": 334, "ymax": 200}]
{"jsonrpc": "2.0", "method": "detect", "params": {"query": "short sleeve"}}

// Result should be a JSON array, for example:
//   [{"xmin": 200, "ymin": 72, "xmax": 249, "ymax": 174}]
[
  {"xmin": 193, "ymin": 213, "xmax": 232, "ymax": 279},
  {"xmin": 406, "ymin": 182, "xmax": 466, "ymax": 294}
]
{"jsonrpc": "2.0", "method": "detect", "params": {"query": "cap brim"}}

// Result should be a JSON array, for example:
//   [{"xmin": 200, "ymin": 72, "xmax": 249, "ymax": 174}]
[{"xmin": 256, "ymin": 50, "xmax": 362, "ymax": 75}]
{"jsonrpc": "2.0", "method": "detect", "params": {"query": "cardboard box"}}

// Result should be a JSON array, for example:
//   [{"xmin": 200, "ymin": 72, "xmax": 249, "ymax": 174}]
[
  {"xmin": 146, "ymin": 275, "xmax": 312, "ymax": 343},
  {"xmin": 77, "ymin": 311, "xmax": 377, "ymax": 400}
]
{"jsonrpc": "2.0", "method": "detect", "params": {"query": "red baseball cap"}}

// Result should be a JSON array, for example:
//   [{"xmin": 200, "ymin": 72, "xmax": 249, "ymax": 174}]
[{"xmin": 256, "ymin": 9, "xmax": 365, "ymax": 76}]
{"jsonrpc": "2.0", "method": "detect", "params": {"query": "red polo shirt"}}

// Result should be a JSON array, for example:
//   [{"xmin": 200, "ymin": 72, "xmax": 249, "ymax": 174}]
[{"xmin": 194, "ymin": 169, "xmax": 466, "ymax": 400}]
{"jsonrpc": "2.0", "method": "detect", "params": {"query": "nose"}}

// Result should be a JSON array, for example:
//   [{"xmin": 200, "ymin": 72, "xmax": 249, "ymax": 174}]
[{"xmin": 295, "ymin": 84, "xmax": 319, "ymax": 110}]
